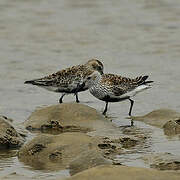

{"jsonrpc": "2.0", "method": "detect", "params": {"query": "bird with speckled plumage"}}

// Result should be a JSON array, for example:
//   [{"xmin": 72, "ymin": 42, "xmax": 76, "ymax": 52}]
[
  {"xmin": 85, "ymin": 71, "xmax": 153, "ymax": 126},
  {"xmin": 24, "ymin": 59, "xmax": 104, "ymax": 103}
]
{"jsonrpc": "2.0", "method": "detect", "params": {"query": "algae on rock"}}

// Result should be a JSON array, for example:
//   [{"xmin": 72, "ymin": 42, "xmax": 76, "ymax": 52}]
[{"xmin": 0, "ymin": 116, "xmax": 25, "ymax": 149}]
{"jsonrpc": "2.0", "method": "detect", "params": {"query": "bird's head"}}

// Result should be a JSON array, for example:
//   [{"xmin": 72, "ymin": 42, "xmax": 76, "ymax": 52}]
[{"xmin": 86, "ymin": 59, "xmax": 104, "ymax": 75}]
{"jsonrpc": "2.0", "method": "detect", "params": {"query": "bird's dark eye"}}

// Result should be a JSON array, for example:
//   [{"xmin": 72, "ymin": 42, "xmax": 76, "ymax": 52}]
[
  {"xmin": 87, "ymin": 77, "xmax": 91, "ymax": 80},
  {"xmin": 98, "ymin": 66, "xmax": 101, "ymax": 70}
]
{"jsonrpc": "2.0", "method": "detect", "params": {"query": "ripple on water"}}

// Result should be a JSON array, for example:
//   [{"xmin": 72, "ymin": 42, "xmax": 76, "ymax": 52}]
[{"xmin": 1, "ymin": 0, "xmax": 180, "ymax": 179}]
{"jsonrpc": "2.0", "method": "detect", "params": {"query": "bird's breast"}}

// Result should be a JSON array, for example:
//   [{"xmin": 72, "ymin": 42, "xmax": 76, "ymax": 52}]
[{"xmin": 89, "ymin": 84, "xmax": 109, "ymax": 101}]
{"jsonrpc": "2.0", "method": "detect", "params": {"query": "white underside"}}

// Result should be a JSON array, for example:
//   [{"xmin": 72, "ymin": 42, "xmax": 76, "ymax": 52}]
[
  {"xmin": 38, "ymin": 86, "xmax": 59, "ymax": 92},
  {"xmin": 119, "ymin": 84, "xmax": 152, "ymax": 99},
  {"xmin": 90, "ymin": 83, "xmax": 152, "ymax": 102}
]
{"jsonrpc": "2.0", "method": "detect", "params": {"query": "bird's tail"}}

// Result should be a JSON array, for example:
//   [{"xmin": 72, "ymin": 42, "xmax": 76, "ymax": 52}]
[
  {"xmin": 143, "ymin": 80, "xmax": 154, "ymax": 85},
  {"xmin": 24, "ymin": 79, "xmax": 48, "ymax": 86},
  {"xmin": 138, "ymin": 75, "xmax": 153, "ymax": 86},
  {"xmin": 24, "ymin": 80, "xmax": 35, "ymax": 84}
]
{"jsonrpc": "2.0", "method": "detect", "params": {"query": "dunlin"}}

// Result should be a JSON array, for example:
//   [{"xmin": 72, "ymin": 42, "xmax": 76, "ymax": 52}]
[
  {"xmin": 85, "ymin": 72, "xmax": 153, "ymax": 126},
  {"xmin": 25, "ymin": 59, "xmax": 103, "ymax": 103}
]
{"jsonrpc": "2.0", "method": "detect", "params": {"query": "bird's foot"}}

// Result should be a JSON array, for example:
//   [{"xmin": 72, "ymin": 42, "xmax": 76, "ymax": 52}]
[{"xmin": 76, "ymin": 100, "xmax": 80, "ymax": 103}]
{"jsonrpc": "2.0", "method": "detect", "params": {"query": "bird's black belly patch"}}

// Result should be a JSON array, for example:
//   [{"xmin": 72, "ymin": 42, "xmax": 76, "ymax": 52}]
[{"xmin": 101, "ymin": 95, "xmax": 129, "ymax": 102}]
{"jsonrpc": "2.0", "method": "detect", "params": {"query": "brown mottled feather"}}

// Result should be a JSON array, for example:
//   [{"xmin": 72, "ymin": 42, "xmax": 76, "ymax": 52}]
[
  {"xmin": 24, "ymin": 59, "xmax": 104, "ymax": 95},
  {"xmin": 100, "ymin": 74, "xmax": 149, "ymax": 96},
  {"xmin": 26, "ymin": 65, "xmax": 93, "ymax": 88}
]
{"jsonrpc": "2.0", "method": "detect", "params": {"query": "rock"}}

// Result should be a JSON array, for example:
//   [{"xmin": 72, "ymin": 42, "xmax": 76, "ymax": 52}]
[
  {"xmin": 102, "ymin": 136, "xmax": 139, "ymax": 149},
  {"xmin": 69, "ymin": 150, "xmax": 111, "ymax": 175},
  {"xmin": 132, "ymin": 109, "xmax": 180, "ymax": 128},
  {"xmin": 102, "ymin": 126, "xmax": 150, "ymax": 150},
  {"xmin": 0, "ymin": 116, "xmax": 25, "ymax": 149},
  {"xmin": 18, "ymin": 132, "xmax": 113, "ymax": 171},
  {"xmin": 24, "ymin": 103, "xmax": 114, "ymax": 133},
  {"xmin": 163, "ymin": 118, "xmax": 180, "ymax": 136},
  {"xmin": 61, "ymin": 165, "xmax": 180, "ymax": 180},
  {"xmin": 132, "ymin": 109, "xmax": 180, "ymax": 135},
  {"xmin": 143, "ymin": 153, "xmax": 180, "ymax": 171},
  {"xmin": 96, "ymin": 134, "xmax": 149, "ymax": 160},
  {"xmin": 117, "ymin": 136, "xmax": 139, "ymax": 148}
]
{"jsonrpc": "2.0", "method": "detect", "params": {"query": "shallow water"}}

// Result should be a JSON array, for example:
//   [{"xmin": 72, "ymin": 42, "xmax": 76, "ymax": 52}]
[{"xmin": 0, "ymin": 0, "xmax": 180, "ymax": 179}]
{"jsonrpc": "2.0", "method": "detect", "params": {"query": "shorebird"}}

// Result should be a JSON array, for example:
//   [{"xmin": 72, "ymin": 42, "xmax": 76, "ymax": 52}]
[
  {"xmin": 24, "ymin": 59, "xmax": 104, "ymax": 103},
  {"xmin": 85, "ymin": 71, "xmax": 153, "ymax": 126}
]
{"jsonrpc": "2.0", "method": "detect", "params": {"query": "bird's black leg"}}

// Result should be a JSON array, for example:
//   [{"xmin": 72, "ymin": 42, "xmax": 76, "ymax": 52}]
[
  {"xmin": 128, "ymin": 98, "xmax": 134, "ymax": 116},
  {"xmin": 59, "ymin": 94, "xmax": 65, "ymax": 103},
  {"xmin": 129, "ymin": 98, "xmax": 134, "ymax": 126},
  {"xmin": 75, "ymin": 93, "xmax": 80, "ymax": 103},
  {"xmin": 103, "ymin": 102, "xmax": 108, "ymax": 115}
]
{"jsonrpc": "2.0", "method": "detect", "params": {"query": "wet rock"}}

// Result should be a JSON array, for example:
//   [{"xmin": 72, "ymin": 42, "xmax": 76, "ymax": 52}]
[
  {"xmin": 96, "ymin": 134, "xmax": 149, "ymax": 160},
  {"xmin": 0, "ymin": 116, "xmax": 25, "ymax": 149},
  {"xmin": 61, "ymin": 165, "xmax": 180, "ymax": 180},
  {"xmin": 97, "ymin": 140, "xmax": 121, "ymax": 158},
  {"xmin": 18, "ymin": 132, "xmax": 112, "ymax": 171},
  {"xmin": 69, "ymin": 150, "xmax": 111, "ymax": 175},
  {"xmin": 132, "ymin": 109, "xmax": 180, "ymax": 128},
  {"xmin": 24, "ymin": 103, "xmax": 114, "ymax": 133},
  {"xmin": 98, "ymin": 143, "xmax": 116, "ymax": 150},
  {"xmin": 120, "ymin": 126, "xmax": 151, "ymax": 149},
  {"xmin": 117, "ymin": 137, "xmax": 139, "ymax": 148},
  {"xmin": 102, "ymin": 133, "xmax": 147, "ymax": 150},
  {"xmin": 163, "ymin": 118, "xmax": 180, "ymax": 136},
  {"xmin": 143, "ymin": 152, "xmax": 180, "ymax": 170},
  {"xmin": 102, "ymin": 136, "xmax": 138, "ymax": 149}
]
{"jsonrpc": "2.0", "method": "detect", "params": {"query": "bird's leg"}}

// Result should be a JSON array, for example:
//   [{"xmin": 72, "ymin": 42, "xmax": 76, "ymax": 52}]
[
  {"xmin": 128, "ymin": 99, "xmax": 134, "ymax": 116},
  {"xmin": 59, "ymin": 93, "xmax": 65, "ymax": 103},
  {"xmin": 103, "ymin": 102, "xmax": 108, "ymax": 115},
  {"xmin": 129, "ymin": 98, "xmax": 134, "ymax": 126},
  {"xmin": 75, "ymin": 93, "xmax": 80, "ymax": 103}
]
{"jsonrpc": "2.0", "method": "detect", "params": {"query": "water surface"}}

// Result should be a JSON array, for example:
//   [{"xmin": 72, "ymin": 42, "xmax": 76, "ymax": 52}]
[{"xmin": 0, "ymin": 0, "xmax": 180, "ymax": 179}]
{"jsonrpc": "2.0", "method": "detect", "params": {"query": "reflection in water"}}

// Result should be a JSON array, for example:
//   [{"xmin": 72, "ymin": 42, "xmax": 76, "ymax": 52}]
[
  {"xmin": 115, "ymin": 120, "xmax": 180, "ymax": 167},
  {"xmin": 0, "ymin": 150, "xmax": 17, "ymax": 170},
  {"xmin": 0, "ymin": 150, "xmax": 70, "ymax": 179}
]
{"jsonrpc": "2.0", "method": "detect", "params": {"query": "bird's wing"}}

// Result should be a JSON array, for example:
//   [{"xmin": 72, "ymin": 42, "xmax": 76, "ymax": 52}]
[
  {"xmin": 101, "ymin": 74, "xmax": 149, "ymax": 96},
  {"xmin": 25, "ymin": 65, "xmax": 83, "ymax": 87},
  {"xmin": 25, "ymin": 64, "xmax": 95, "ymax": 93},
  {"xmin": 56, "ymin": 75, "xmax": 85, "ymax": 93}
]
